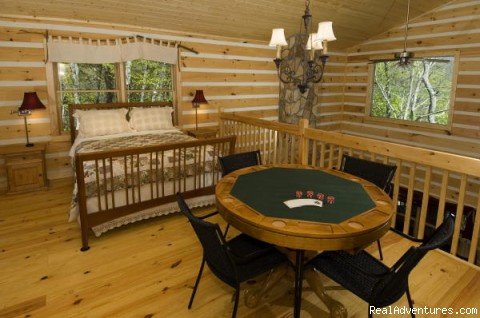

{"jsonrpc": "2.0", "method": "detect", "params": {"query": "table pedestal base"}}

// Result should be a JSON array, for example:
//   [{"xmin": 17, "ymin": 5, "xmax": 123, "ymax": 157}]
[
  {"xmin": 242, "ymin": 256, "xmax": 347, "ymax": 318},
  {"xmin": 304, "ymin": 268, "xmax": 348, "ymax": 318},
  {"xmin": 244, "ymin": 263, "xmax": 289, "ymax": 308}
]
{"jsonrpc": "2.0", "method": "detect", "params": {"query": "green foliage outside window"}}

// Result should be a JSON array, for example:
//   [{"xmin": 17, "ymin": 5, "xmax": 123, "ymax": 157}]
[
  {"xmin": 370, "ymin": 57, "xmax": 454, "ymax": 125},
  {"xmin": 125, "ymin": 60, "xmax": 173, "ymax": 103}
]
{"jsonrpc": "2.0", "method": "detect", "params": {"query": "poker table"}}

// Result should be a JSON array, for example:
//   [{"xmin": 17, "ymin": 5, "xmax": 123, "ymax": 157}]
[{"xmin": 215, "ymin": 164, "xmax": 394, "ymax": 318}]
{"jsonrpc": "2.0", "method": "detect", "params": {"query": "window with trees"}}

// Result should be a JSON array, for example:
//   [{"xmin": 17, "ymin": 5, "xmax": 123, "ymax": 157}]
[
  {"xmin": 125, "ymin": 60, "xmax": 174, "ymax": 103},
  {"xmin": 56, "ymin": 60, "xmax": 174, "ymax": 132},
  {"xmin": 369, "ymin": 57, "xmax": 455, "ymax": 126}
]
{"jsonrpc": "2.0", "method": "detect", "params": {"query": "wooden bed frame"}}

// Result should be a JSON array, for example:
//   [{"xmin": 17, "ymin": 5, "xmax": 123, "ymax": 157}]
[{"xmin": 69, "ymin": 102, "xmax": 236, "ymax": 251}]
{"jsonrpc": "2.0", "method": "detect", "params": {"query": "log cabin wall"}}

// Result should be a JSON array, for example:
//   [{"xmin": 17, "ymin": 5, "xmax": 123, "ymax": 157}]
[
  {"xmin": 311, "ymin": 54, "xmax": 348, "ymax": 131},
  {"xmin": 342, "ymin": 0, "xmax": 480, "ymax": 159},
  {"xmin": 0, "ymin": 17, "xmax": 287, "ymax": 191}
]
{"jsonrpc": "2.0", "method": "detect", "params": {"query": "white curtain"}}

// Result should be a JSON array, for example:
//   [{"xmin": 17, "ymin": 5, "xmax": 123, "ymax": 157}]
[{"xmin": 47, "ymin": 36, "xmax": 178, "ymax": 64}]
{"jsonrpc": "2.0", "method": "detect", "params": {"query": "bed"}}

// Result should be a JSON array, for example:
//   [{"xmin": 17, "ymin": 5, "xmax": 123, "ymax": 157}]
[{"xmin": 68, "ymin": 102, "xmax": 236, "ymax": 251}]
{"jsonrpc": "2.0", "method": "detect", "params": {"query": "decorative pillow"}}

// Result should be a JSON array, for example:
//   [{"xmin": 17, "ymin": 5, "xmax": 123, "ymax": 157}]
[
  {"xmin": 74, "ymin": 108, "xmax": 132, "ymax": 138},
  {"xmin": 129, "ymin": 107, "xmax": 174, "ymax": 131}
]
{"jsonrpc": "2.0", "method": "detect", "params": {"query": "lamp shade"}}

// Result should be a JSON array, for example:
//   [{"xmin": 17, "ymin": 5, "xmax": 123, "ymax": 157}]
[
  {"xmin": 306, "ymin": 33, "xmax": 323, "ymax": 50},
  {"xmin": 315, "ymin": 21, "xmax": 336, "ymax": 42},
  {"xmin": 191, "ymin": 90, "xmax": 208, "ymax": 108},
  {"xmin": 19, "ymin": 92, "xmax": 45, "ymax": 111},
  {"xmin": 269, "ymin": 28, "xmax": 288, "ymax": 47}
]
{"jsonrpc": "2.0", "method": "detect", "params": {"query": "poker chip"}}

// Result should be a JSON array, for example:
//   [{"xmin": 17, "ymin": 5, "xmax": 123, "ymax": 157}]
[
  {"xmin": 294, "ymin": 191, "xmax": 335, "ymax": 205},
  {"xmin": 327, "ymin": 195, "xmax": 335, "ymax": 204}
]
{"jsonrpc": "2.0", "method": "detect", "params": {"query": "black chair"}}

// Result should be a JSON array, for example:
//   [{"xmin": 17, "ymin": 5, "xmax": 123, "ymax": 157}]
[
  {"xmin": 176, "ymin": 193, "xmax": 287, "ymax": 318},
  {"xmin": 308, "ymin": 213, "xmax": 455, "ymax": 318},
  {"xmin": 219, "ymin": 150, "xmax": 262, "ymax": 176},
  {"xmin": 340, "ymin": 155, "xmax": 397, "ymax": 260},
  {"xmin": 218, "ymin": 150, "xmax": 262, "ymax": 236}
]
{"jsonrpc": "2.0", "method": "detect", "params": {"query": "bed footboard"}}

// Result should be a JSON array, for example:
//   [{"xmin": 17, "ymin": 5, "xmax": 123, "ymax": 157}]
[{"xmin": 75, "ymin": 136, "xmax": 236, "ymax": 251}]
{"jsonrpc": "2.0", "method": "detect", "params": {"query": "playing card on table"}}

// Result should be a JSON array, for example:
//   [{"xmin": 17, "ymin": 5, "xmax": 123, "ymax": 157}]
[{"xmin": 284, "ymin": 199, "xmax": 323, "ymax": 209}]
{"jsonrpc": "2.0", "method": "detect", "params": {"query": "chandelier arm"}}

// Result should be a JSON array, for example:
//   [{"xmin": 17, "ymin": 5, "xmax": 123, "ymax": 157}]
[{"xmin": 270, "ymin": 0, "xmax": 332, "ymax": 93}]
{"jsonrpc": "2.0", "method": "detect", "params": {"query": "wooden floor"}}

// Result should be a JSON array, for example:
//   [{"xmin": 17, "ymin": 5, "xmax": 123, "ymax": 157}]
[{"xmin": 1, "ymin": 181, "xmax": 479, "ymax": 318}]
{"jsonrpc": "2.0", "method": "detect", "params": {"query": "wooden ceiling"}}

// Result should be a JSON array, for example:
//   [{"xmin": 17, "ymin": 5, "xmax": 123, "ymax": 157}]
[{"xmin": 0, "ymin": 0, "xmax": 452, "ymax": 49}]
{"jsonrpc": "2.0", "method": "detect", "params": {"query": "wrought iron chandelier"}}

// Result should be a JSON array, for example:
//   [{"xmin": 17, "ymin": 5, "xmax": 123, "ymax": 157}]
[{"xmin": 269, "ymin": 0, "xmax": 336, "ymax": 94}]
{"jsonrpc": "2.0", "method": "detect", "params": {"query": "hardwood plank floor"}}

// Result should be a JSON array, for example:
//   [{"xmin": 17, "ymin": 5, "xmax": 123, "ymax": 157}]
[{"xmin": 1, "ymin": 181, "xmax": 479, "ymax": 317}]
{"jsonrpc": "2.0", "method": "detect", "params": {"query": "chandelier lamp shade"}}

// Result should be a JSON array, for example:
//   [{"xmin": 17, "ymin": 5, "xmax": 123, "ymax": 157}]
[
  {"xmin": 269, "ymin": 0, "xmax": 336, "ymax": 93},
  {"xmin": 191, "ymin": 89, "xmax": 208, "ymax": 130},
  {"xmin": 17, "ymin": 92, "xmax": 46, "ymax": 147}
]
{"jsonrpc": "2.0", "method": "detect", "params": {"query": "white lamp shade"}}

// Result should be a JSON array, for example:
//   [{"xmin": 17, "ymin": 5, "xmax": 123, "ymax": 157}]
[
  {"xmin": 269, "ymin": 28, "xmax": 288, "ymax": 47},
  {"xmin": 315, "ymin": 21, "xmax": 336, "ymax": 42},
  {"xmin": 306, "ymin": 33, "xmax": 323, "ymax": 50}
]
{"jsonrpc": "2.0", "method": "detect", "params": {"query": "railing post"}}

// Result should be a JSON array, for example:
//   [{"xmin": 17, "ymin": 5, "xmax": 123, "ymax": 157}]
[
  {"xmin": 298, "ymin": 119, "xmax": 309, "ymax": 165},
  {"xmin": 218, "ymin": 107, "xmax": 225, "ymax": 137}
]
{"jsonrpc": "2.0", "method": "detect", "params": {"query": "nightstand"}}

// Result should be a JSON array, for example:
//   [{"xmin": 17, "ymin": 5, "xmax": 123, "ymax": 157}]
[
  {"xmin": 186, "ymin": 128, "xmax": 218, "ymax": 139},
  {"xmin": 0, "ymin": 143, "xmax": 48, "ymax": 194}
]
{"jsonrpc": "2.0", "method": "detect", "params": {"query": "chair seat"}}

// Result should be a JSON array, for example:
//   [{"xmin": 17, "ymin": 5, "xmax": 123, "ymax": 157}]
[
  {"xmin": 309, "ymin": 250, "xmax": 390, "ymax": 301},
  {"xmin": 227, "ymin": 234, "xmax": 286, "ymax": 282}
]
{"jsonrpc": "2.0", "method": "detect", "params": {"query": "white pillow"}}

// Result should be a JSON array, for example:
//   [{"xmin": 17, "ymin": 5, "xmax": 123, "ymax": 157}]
[
  {"xmin": 129, "ymin": 107, "xmax": 174, "ymax": 131},
  {"xmin": 74, "ymin": 108, "xmax": 132, "ymax": 138}
]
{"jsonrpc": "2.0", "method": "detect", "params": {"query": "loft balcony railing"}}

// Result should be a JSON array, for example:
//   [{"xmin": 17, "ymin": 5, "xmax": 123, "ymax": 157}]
[{"xmin": 219, "ymin": 112, "xmax": 480, "ymax": 266}]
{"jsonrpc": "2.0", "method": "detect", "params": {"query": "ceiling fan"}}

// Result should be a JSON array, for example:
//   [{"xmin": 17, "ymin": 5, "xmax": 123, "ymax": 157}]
[{"xmin": 369, "ymin": 0, "xmax": 449, "ymax": 65}]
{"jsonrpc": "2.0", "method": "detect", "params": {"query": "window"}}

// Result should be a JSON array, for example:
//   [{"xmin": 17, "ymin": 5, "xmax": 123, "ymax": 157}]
[
  {"xmin": 57, "ymin": 63, "xmax": 118, "ymax": 132},
  {"xmin": 56, "ymin": 60, "xmax": 174, "ymax": 132},
  {"xmin": 126, "ymin": 60, "xmax": 174, "ymax": 103},
  {"xmin": 369, "ymin": 56, "xmax": 455, "ymax": 126}
]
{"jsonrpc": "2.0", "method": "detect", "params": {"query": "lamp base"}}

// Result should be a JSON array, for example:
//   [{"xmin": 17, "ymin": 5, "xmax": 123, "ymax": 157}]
[{"xmin": 25, "ymin": 143, "xmax": 34, "ymax": 147}]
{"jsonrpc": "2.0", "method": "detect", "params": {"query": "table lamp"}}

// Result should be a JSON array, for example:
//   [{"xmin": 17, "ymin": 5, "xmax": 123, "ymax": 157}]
[
  {"xmin": 17, "ymin": 92, "xmax": 46, "ymax": 147},
  {"xmin": 191, "ymin": 90, "xmax": 208, "ymax": 130}
]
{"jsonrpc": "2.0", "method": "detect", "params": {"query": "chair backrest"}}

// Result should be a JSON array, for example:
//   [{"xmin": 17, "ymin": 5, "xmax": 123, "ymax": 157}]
[
  {"xmin": 219, "ymin": 150, "xmax": 261, "ymax": 176},
  {"xmin": 370, "ymin": 214, "xmax": 455, "ymax": 307},
  {"xmin": 340, "ymin": 155, "xmax": 397, "ymax": 193},
  {"xmin": 176, "ymin": 193, "xmax": 238, "ymax": 286}
]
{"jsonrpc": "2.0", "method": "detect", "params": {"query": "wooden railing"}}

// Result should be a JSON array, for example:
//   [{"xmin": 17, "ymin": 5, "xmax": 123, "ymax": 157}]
[{"xmin": 219, "ymin": 112, "xmax": 480, "ymax": 266}]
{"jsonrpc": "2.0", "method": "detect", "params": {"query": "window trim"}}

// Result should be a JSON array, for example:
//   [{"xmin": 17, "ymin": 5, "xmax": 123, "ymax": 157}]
[{"xmin": 365, "ymin": 50, "xmax": 459, "ymax": 132}]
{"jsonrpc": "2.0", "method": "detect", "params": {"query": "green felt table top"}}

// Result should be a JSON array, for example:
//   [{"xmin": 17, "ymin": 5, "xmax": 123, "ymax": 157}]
[{"xmin": 230, "ymin": 167, "xmax": 375, "ymax": 224}]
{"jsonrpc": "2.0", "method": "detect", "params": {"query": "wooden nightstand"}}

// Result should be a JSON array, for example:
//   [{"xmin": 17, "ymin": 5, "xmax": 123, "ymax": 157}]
[
  {"xmin": 0, "ymin": 143, "xmax": 48, "ymax": 194},
  {"xmin": 186, "ymin": 128, "xmax": 218, "ymax": 139}
]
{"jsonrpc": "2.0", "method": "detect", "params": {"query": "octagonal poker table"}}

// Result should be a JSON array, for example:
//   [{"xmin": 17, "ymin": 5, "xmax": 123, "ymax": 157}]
[
  {"xmin": 216, "ymin": 164, "xmax": 394, "ymax": 251},
  {"xmin": 215, "ymin": 164, "xmax": 395, "ymax": 318}
]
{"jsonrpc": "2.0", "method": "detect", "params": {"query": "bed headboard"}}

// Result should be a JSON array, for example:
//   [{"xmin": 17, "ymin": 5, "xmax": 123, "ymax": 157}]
[{"xmin": 68, "ymin": 101, "xmax": 175, "ymax": 144}]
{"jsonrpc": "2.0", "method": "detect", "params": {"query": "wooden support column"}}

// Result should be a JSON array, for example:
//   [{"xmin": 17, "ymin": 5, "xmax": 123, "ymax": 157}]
[{"xmin": 298, "ymin": 119, "xmax": 309, "ymax": 165}]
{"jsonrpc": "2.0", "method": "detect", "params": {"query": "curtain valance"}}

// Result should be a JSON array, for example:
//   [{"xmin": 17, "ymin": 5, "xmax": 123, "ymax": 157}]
[{"xmin": 47, "ymin": 36, "xmax": 178, "ymax": 64}]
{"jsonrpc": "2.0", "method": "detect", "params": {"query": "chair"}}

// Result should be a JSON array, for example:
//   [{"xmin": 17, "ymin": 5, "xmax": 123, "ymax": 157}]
[
  {"xmin": 176, "ymin": 193, "xmax": 287, "ymax": 318},
  {"xmin": 340, "ymin": 155, "xmax": 397, "ymax": 260},
  {"xmin": 340, "ymin": 155, "xmax": 397, "ymax": 194},
  {"xmin": 308, "ymin": 213, "xmax": 454, "ymax": 318},
  {"xmin": 218, "ymin": 150, "xmax": 262, "ymax": 235},
  {"xmin": 219, "ymin": 150, "xmax": 262, "ymax": 176}
]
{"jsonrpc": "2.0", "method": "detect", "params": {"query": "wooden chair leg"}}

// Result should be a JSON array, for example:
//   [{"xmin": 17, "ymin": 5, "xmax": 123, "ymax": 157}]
[
  {"xmin": 188, "ymin": 257, "xmax": 205, "ymax": 309},
  {"xmin": 232, "ymin": 286, "xmax": 240, "ymax": 318},
  {"xmin": 376, "ymin": 240, "xmax": 383, "ymax": 260}
]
